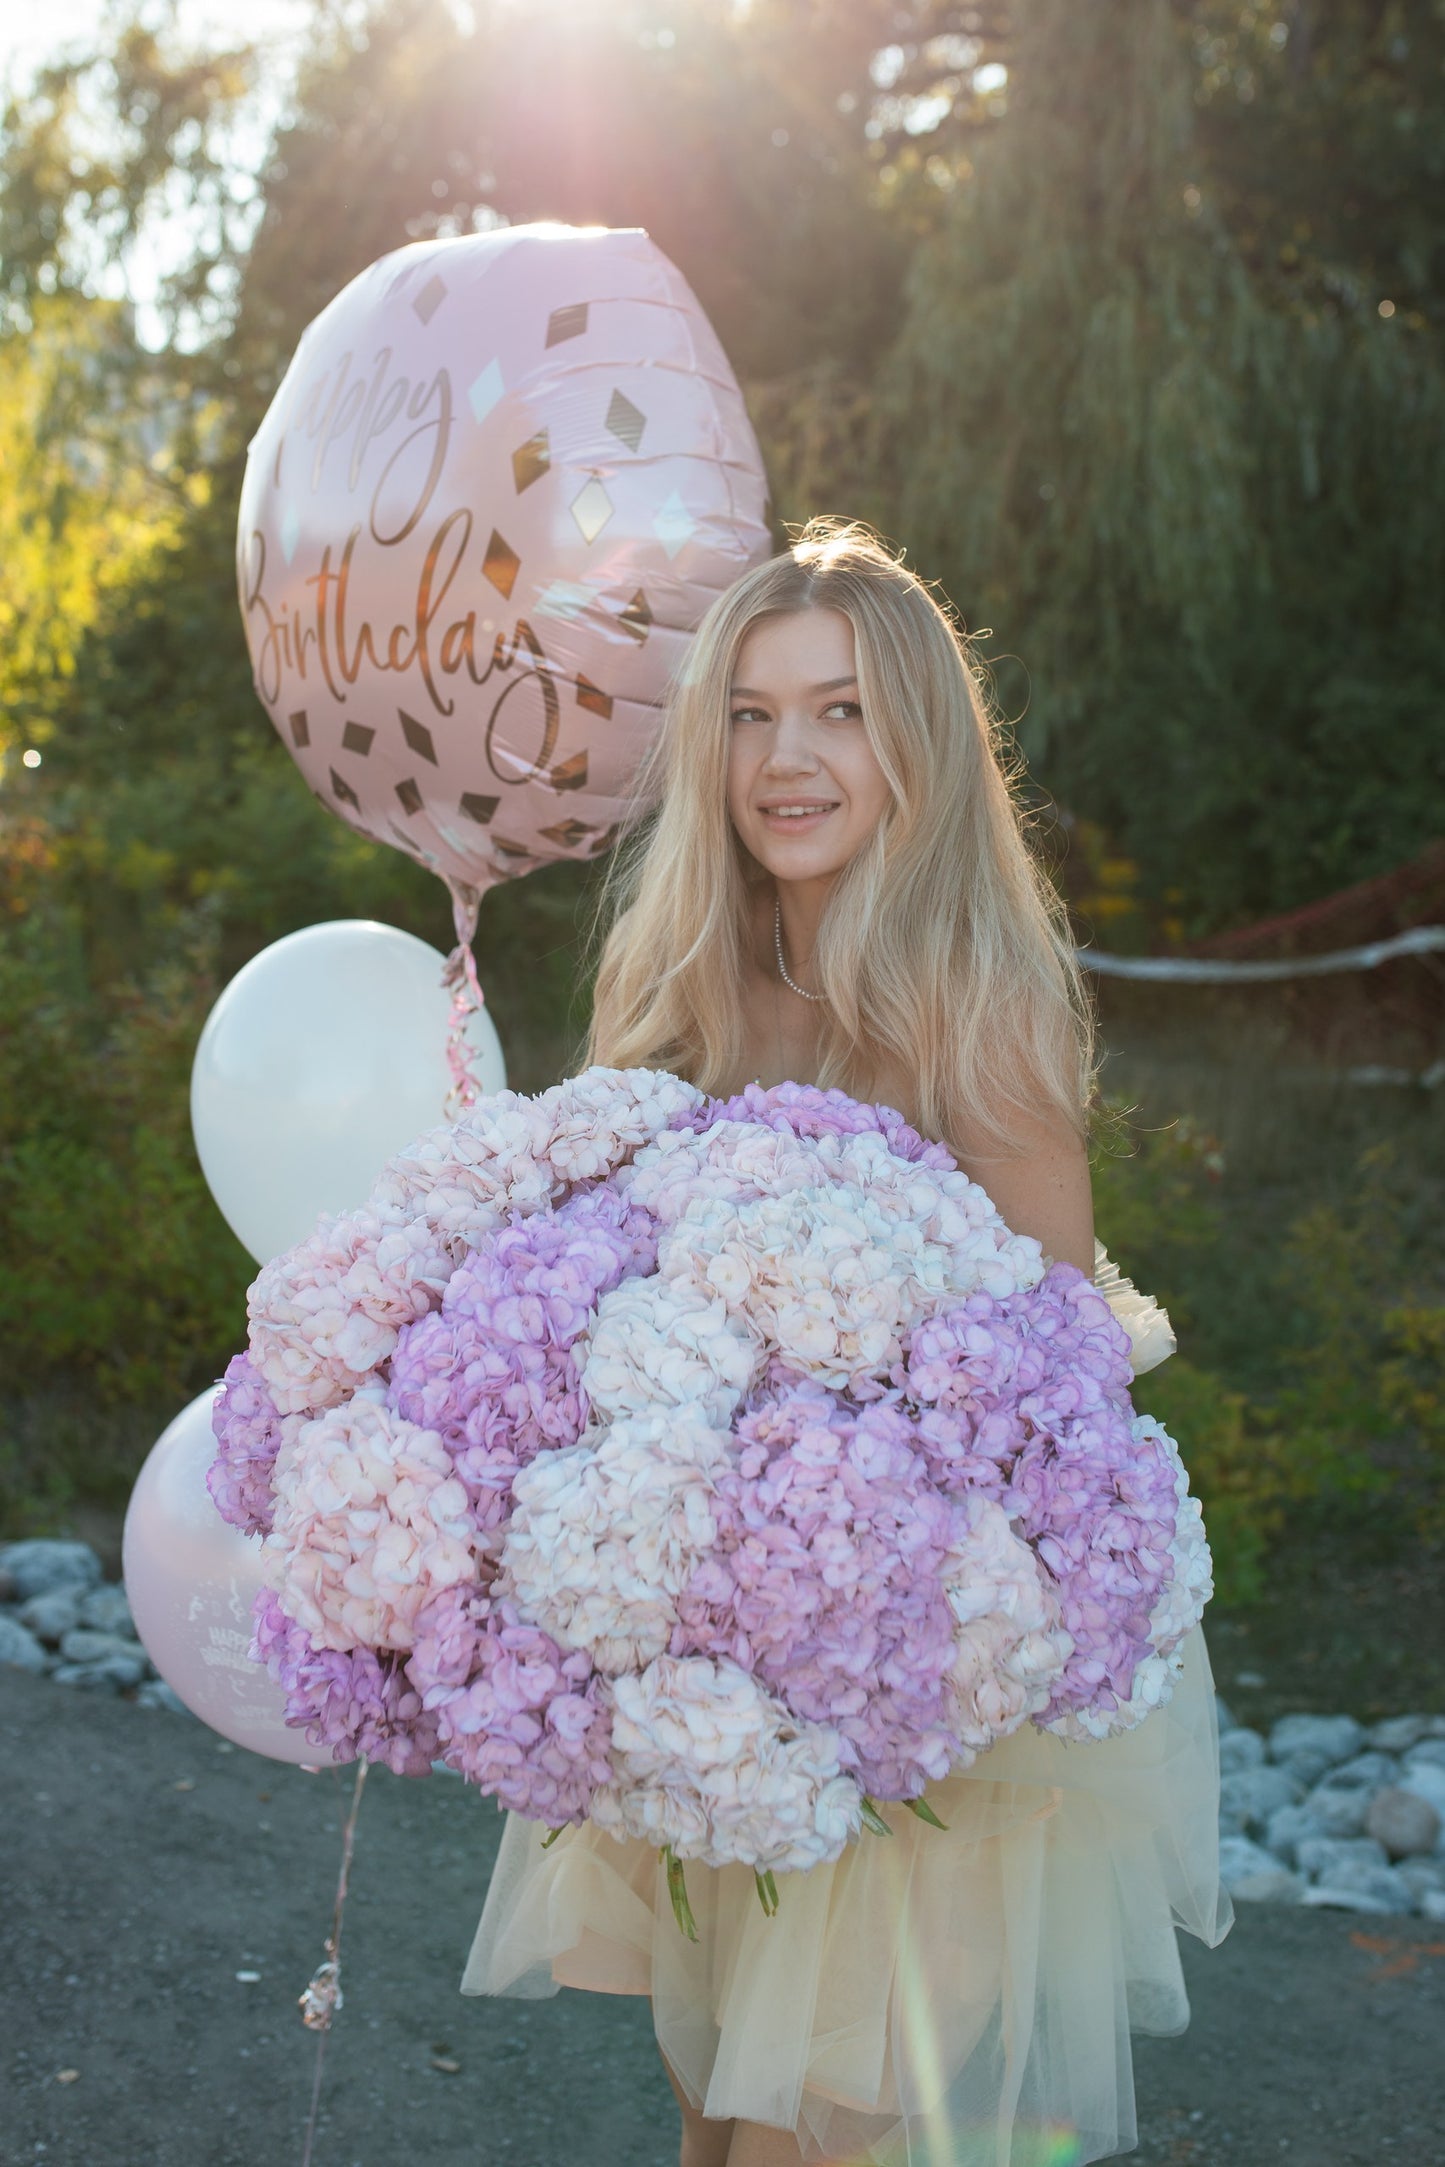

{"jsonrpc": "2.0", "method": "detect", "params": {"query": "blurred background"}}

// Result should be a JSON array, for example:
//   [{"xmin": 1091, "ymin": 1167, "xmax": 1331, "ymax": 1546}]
[{"xmin": 0, "ymin": 0, "xmax": 1440, "ymax": 1718}]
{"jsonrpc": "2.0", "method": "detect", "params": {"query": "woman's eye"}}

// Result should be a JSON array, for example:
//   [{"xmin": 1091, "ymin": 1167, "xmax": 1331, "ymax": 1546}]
[
  {"xmin": 729, "ymin": 707, "xmax": 765, "ymax": 725},
  {"xmin": 823, "ymin": 701, "xmax": 863, "ymax": 721}
]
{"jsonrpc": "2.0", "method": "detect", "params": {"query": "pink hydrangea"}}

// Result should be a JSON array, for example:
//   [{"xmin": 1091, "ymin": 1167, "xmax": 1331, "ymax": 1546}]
[
  {"xmin": 250, "ymin": 1588, "xmax": 441, "ymax": 1777},
  {"xmin": 247, "ymin": 1207, "xmax": 449, "ymax": 1415},
  {"xmin": 671, "ymin": 1383, "xmax": 967, "ymax": 1800},
  {"xmin": 707, "ymin": 1080, "xmax": 957, "ymax": 1170},
  {"xmin": 415, "ymin": 1594, "xmax": 614, "ymax": 1825},
  {"xmin": 208, "ymin": 1352, "xmax": 301, "ymax": 1536},
  {"xmin": 388, "ymin": 1189, "xmax": 656, "ymax": 1539},
  {"xmin": 261, "ymin": 1393, "xmax": 478, "ymax": 1652}
]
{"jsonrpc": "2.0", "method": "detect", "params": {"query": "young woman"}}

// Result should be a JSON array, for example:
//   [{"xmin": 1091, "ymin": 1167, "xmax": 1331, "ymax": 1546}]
[{"xmin": 461, "ymin": 519, "xmax": 1232, "ymax": 2167}]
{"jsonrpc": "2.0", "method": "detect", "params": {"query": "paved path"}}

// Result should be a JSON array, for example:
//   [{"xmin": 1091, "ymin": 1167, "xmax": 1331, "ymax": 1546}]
[{"xmin": 4, "ymin": 1670, "xmax": 1442, "ymax": 2167}]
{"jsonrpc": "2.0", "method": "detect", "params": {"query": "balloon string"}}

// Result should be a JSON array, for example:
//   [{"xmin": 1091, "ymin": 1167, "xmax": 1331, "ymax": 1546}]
[
  {"xmin": 443, "ymin": 881, "xmax": 486, "ymax": 1119},
  {"xmin": 298, "ymin": 1758, "xmax": 369, "ymax": 2167}
]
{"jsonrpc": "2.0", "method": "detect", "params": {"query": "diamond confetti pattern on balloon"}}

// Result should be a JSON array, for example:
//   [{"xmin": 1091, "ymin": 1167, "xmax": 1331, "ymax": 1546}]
[{"xmin": 214, "ymin": 1067, "xmax": 1213, "ymax": 1908}]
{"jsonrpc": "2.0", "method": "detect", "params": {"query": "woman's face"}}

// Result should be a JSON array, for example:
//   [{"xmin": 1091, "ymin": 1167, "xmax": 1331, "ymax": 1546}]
[{"xmin": 725, "ymin": 607, "xmax": 892, "ymax": 886}]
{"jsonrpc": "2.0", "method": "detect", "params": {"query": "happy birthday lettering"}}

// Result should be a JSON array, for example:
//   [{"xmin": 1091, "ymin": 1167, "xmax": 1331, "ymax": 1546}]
[
  {"xmin": 295, "ymin": 347, "xmax": 453, "ymax": 545},
  {"xmin": 241, "ymin": 511, "xmax": 561, "ymax": 782}
]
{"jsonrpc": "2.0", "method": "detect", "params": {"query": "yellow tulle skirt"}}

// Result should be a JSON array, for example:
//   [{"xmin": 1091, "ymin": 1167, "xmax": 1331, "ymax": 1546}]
[{"xmin": 460, "ymin": 1619, "xmax": 1234, "ymax": 2166}]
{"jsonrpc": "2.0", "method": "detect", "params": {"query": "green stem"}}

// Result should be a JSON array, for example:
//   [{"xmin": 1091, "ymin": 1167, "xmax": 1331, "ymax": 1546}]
[
  {"xmin": 754, "ymin": 1867, "xmax": 779, "ymax": 1917},
  {"xmin": 664, "ymin": 1846, "xmax": 700, "ymax": 1942},
  {"xmin": 905, "ymin": 1795, "xmax": 949, "ymax": 1831},
  {"xmin": 540, "ymin": 1824, "xmax": 565, "ymax": 1848},
  {"xmin": 859, "ymin": 1795, "xmax": 893, "ymax": 1837}
]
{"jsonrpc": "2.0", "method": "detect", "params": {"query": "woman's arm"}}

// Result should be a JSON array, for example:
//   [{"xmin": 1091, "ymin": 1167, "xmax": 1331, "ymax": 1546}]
[{"xmin": 953, "ymin": 1109, "xmax": 1096, "ymax": 1276}]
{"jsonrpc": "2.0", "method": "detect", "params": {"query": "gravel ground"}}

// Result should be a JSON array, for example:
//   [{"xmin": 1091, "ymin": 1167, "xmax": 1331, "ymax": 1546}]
[{"xmin": 4, "ymin": 1668, "xmax": 1443, "ymax": 2167}]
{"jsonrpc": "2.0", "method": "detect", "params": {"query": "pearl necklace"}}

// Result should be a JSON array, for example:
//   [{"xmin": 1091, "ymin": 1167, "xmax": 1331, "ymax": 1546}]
[{"xmin": 774, "ymin": 897, "xmax": 825, "ymax": 1001}]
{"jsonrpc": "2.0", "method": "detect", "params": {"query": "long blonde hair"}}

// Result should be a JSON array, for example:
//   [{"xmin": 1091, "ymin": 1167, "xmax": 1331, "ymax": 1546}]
[{"xmin": 584, "ymin": 517, "xmax": 1095, "ymax": 1154}]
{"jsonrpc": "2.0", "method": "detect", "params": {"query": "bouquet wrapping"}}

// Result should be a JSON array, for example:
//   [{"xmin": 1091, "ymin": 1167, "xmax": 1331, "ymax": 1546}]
[{"xmin": 210, "ymin": 1069, "xmax": 1211, "ymax": 1932}]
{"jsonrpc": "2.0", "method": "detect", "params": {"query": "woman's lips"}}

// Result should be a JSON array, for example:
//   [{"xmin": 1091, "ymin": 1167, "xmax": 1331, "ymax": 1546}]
[{"xmin": 756, "ymin": 803, "xmax": 839, "ymax": 833}]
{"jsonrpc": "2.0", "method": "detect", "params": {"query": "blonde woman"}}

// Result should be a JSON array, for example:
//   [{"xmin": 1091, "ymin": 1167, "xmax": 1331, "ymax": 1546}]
[{"xmin": 462, "ymin": 519, "xmax": 1232, "ymax": 2167}]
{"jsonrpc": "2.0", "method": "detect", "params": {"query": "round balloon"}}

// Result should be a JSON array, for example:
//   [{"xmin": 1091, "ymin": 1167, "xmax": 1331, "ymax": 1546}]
[
  {"xmin": 123, "ymin": 1387, "xmax": 341, "ymax": 1767},
  {"xmin": 191, "ymin": 918, "xmax": 505, "ymax": 1264},
  {"xmin": 237, "ymin": 221, "xmax": 773, "ymax": 902}
]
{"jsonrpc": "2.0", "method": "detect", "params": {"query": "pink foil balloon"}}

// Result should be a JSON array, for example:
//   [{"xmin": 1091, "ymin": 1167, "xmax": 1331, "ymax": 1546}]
[
  {"xmin": 237, "ymin": 221, "xmax": 773, "ymax": 915},
  {"xmin": 122, "ymin": 1388, "xmax": 346, "ymax": 1767}
]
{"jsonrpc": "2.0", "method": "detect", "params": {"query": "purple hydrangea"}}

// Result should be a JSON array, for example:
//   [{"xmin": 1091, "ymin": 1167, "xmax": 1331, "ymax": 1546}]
[
  {"xmin": 671, "ymin": 1381, "xmax": 966, "ymax": 1801},
  {"xmin": 388, "ymin": 1188, "xmax": 657, "ymax": 1536},
  {"xmin": 208, "ymin": 1353, "xmax": 296, "ymax": 1536},
  {"xmin": 411, "ymin": 1593, "xmax": 614, "ymax": 1826},
  {"xmin": 705, "ymin": 1080, "xmax": 957, "ymax": 1171},
  {"xmin": 250, "ymin": 1589, "xmax": 442, "ymax": 1777}
]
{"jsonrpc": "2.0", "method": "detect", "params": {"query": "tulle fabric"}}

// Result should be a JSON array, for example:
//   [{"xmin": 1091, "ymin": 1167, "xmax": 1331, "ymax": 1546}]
[{"xmin": 461, "ymin": 1618, "xmax": 1233, "ymax": 2165}]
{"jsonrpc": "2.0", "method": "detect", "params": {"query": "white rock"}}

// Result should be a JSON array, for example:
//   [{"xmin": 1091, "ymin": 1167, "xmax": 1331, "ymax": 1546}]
[
  {"xmin": 1273, "ymin": 1747, "xmax": 1341, "ymax": 1790},
  {"xmin": 1398, "ymin": 1857, "xmax": 1445, "ymax": 1901},
  {"xmin": 15, "ymin": 1588, "xmax": 84, "ymax": 1646},
  {"xmin": 1301, "ymin": 1856, "xmax": 1415, "ymax": 1915},
  {"xmin": 1262, "ymin": 1803, "xmax": 1328, "ymax": 1866},
  {"xmin": 1326, "ymin": 1751, "xmax": 1401, "ymax": 1790},
  {"xmin": 0, "ymin": 1539, "xmax": 103, "ymax": 1600},
  {"xmin": 77, "ymin": 1584, "xmax": 136, "ymax": 1638},
  {"xmin": 1368, "ymin": 1715, "xmax": 1431, "ymax": 1754},
  {"xmin": 1402, "ymin": 1739, "xmax": 1445, "ymax": 1774},
  {"xmin": 0, "ymin": 1614, "xmax": 49, "ymax": 1674},
  {"xmin": 1397, "ymin": 1761, "xmax": 1445, "ymax": 1828},
  {"xmin": 1296, "ymin": 1835, "xmax": 1389, "ymax": 1880},
  {"xmin": 51, "ymin": 1661, "xmax": 124, "ymax": 1692},
  {"xmin": 1219, "ymin": 1834, "xmax": 1293, "ymax": 1894},
  {"xmin": 1425, "ymin": 1718, "xmax": 1445, "ymax": 1740},
  {"xmin": 1218, "ymin": 1727, "xmax": 1267, "ymax": 1774},
  {"xmin": 135, "ymin": 1680, "xmax": 191, "ymax": 1715},
  {"xmin": 1365, "ymin": 1786, "xmax": 1441, "ymax": 1859},
  {"xmin": 1421, "ymin": 1890, "xmax": 1445, "ymax": 1923},
  {"xmin": 1214, "ymin": 1694, "xmax": 1238, "ymax": 1734},
  {"xmin": 1301, "ymin": 1782, "xmax": 1373, "ymax": 1839},
  {"xmin": 57, "ymin": 1629, "xmax": 148, "ymax": 1687},
  {"xmin": 1219, "ymin": 1765, "xmax": 1302, "ymax": 1834},
  {"xmin": 1268, "ymin": 1713, "xmax": 1365, "ymax": 1766}
]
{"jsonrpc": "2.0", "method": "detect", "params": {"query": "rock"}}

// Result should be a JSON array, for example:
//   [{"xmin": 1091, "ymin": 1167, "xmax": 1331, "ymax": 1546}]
[
  {"xmin": 77, "ymin": 1584, "xmax": 136, "ymax": 1638},
  {"xmin": 1368, "ymin": 1715, "xmax": 1431, "ymax": 1754},
  {"xmin": 1396, "ymin": 1761, "xmax": 1445, "ymax": 1829},
  {"xmin": 1365, "ymin": 1786, "xmax": 1442, "ymax": 1859},
  {"xmin": 1272, "ymin": 1746, "xmax": 1340, "ymax": 1790},
  {"xmin": 136, "ymin": 1679, "xmax": 192, "ymax": 1715},
  {"xmin": 1301, "ymin": 1857, "xmax": 1415, "ymax": 1915},
  {"xmin": 1402, "ymin": 1739, "xmax": 1445, "ymax": 1774},
  {"xmin": 1218, "ymin": 1727, "xmax": 1267, "ymax": 1774},
  {"xmin": 57, "ymin": 1629, "xmax": 149, "ymax": 1687},
  {"xmin": 1218, "ymin": 1833, "xmax": 1302, "ymax": 1900},
  {"xmin": 1425, "ymin": 1717, "xmax": 1445, "ymax": 1740},
  {"xmin": 1267, "ymin": 1712, "xmax": 1365, "ymax": 1768},
  {"xmin": 1300, "ymin": 1783, "xmax": 1372, "ymax": 1839},
  {"xmin": 16, "ymin": 1588, "xmax": 84, "ymax": 1647},
  {"xmin": 0, "ymin": 1614, "xmax": 49, "ymax": 1674},
  {"xmin": 1219, "ymin": 1765, "xmax": 1303, "ymax": 1834},
  {"xmin": 1261, "ymin": 1802, "xmax": 1328, "ymax": 1866},
  {"xmin": 0, "ymin": 1564, "xmax": 19, "ymax": 1603},
  {"xmin": 1326, "ymin": 1751, "xmax": 1401, "ymax": 1791},
  {"xmin": 1213, "ymin": 1694, "xmax": 1237, "ymax": 1734},
  {"xmin": 1422, "ymin": 1890, "xmax": 1445, "ymax": 1923},
  {"xmin": 1398, "ymin": 1857, "xmax": 1445, "ymax": 1902},
  {"xmin": 0, "ymin": 1539, "xmax": 103, "ymax": 1601},
  {"xmin": 1296, "ymin": 1835, "xmax": 1389, "ymax": 1880},
  {"xmin": 50, "ymin": 1662, "xmax": 124, "ymax": 1692}
]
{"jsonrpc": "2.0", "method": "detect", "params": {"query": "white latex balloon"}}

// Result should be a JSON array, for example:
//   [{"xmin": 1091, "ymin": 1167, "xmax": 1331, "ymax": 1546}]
[
  {"xmin": 191, "ymin": 919, "xmax": 505, "ymax": 1263},
  {"xmin": 122, "ymin": 1387, "xmax": 340, "ymax": 1766}
]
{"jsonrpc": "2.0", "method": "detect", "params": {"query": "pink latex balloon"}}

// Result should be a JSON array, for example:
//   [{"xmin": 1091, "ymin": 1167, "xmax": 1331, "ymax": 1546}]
[
  {"xmin": 237, "ymin": 221, "xmax": 773, "ymax": 916},
  {"xmin": 122, "ymin": 1387, "xmax": 347, "ymax": 1767}
]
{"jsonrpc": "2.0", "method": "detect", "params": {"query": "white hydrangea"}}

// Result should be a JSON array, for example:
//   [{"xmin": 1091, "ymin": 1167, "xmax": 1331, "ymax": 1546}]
[
  {"xmin": 247, "ymin": 1207, "xmax": 449, "ymax": 1415},
  {"xmin": 942, "ymin": 1494, "xmax": 1075, "ymax": 1754},
  {"xmin": 261, "ymin": 1390, "xmax": 477, "ymax": 1652},
  {"xmin": 1040, "ymin": 1413, "xmax": 1213, "ymax": 1743},
  {"xmin": 590, "ymin": 1654, "xmax": 863, "ymax": 1872},
  {"xmin": 535, "ymin": 1065, "xmax": 707, "ymax": 1186},
  {"xmin": 367, "ymin": 1094, "xmax": 561, "ymax": 1263},
  {"xmin": 495, "ymin": 1410, "xmax": 734, "ymax": 1674},
  {"xmin": 579, "ymin": 1274, "xmax": 761, "ymax": 1427},
  {"xmin": 654, "ymin": 1182, "xmax": 980, "ymax": 1392}
]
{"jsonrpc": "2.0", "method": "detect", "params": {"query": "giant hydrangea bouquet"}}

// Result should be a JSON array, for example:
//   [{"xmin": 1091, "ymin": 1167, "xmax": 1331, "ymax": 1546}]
[{"xmin": 209, "ymin": 1068, "xmax": 1212, "ymax": 1934}]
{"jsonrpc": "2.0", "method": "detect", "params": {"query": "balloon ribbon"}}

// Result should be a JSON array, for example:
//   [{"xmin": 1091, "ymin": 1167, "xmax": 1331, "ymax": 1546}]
[
  {"xmin": 298, "ymin": 1758, "xmax": 369, "ymax": 2167},
  {"xmin": 442, "ymin": 880, "xmax": 487, "ymax": 1118}
]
